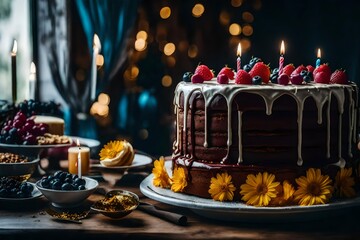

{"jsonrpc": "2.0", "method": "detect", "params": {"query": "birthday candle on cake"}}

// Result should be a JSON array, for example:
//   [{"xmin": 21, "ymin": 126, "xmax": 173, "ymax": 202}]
[
  {"xmin": 237, "ymin": 43, "xmax": 242, "ymax": 72},
  {"xmin": 316, "ymin": 48, "xmax": 321, "ymax": 68},
  {"xmin": 279, "ymin": 40, "xmax": 285, "ymax": 74}
]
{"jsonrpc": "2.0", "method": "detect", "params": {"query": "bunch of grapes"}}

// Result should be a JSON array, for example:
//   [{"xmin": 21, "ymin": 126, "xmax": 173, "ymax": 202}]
[
  {"xmin": 18, "ymin": 99, "xmax": 62, "ymax": 118},
  {"xmin": 0, "ymin": 111, "xmax": 48, "ymax": 145},
  {"xmin": 0, "ymin": 177, "xmax": 34, "ymax": 198}
]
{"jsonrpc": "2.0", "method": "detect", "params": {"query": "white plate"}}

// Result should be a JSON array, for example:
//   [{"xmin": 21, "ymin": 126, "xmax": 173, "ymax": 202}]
[
  {"xmin": 68, "ymin": 136, "xmax": 100, "ymax": 149},
  {"xmin": 140, "ymin": 163, "xmax": 360, "ymax": 222},
  {"xmin": 91, "ymin": 153, "xmax": 152, "ymax": 170},
  {"xmin": 0, "ymin": 182, "xmax": 42, "ymax": 201}
]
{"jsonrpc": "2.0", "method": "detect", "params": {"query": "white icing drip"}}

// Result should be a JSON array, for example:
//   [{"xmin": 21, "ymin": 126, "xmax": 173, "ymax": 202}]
[
  {"xmin": 204, "ymin": 103, "xmax": 208, "ymax": 148},
  {"xmin": 338, "ymin": 113, "xmax": 343, "ymax": 162},
  {"xmin": 238, "ymin": 111, "xmax": 243, "ymax": 164},
  {"xmin": 175, "ymin": 107, "xmax": 179, "ymax": 149},
  {"xmin": 296, "ymin": 99, "xmax": 304, "ymax": 166},
  {"xmin": 326, "ymin": 94, "xmax": 332, "ymax": 158},
  {"xmin": 175, "ymin": 80, "xmax": 358, "ymax": 166},
  {"xmin": 348, "ymin": 87, "xmax": 354, "ymax": 157}
]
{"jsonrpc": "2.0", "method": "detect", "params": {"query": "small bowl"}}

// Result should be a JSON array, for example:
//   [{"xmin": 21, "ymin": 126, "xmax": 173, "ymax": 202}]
[
  {"xmin": 91, "ymin": 189, "xmax": 139, "ymax": 219},
  {"xmin": 36, "ymin": 176, "xmax": 98, "ymax": 208},
  {"xmin": 0, "ymin": 157, "xmax": 40, "ymax": 180}
]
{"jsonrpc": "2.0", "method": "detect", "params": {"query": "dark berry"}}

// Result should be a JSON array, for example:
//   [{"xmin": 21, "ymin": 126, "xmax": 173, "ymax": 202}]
[
  {"xmin": 243, "ymin": 64, "xmax": 252, "ymax": 72},
  {"xmin": 61, "ymin": 183, "xmax": 73, "ymax": 191},
  {"xmin": 78, "ymin": 185, "xmax": 86, "ymax": 190},
  {"xmin": 300, "ymin": 70, "xmax": 308, "ymax": 77},
  {"xmin": 182, "ymin": 72, "xmax": 193, "ymax": 82},
  {"xmin": 252, "ymin": 76, "xmax": 262, "ymax": 85}
]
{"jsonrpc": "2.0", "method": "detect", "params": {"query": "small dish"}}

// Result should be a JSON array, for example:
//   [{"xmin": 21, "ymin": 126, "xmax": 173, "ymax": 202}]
[
  {"xmin": 0, "ymin": 157, "xmax": 40, "ymax": 180},
  {"xmin": 91, "ymin": 189, "xmax": 139, "ymax": 219},
  {"xmin": 36, "ymin": 176, "xmax": 98, "ymax": 208}
]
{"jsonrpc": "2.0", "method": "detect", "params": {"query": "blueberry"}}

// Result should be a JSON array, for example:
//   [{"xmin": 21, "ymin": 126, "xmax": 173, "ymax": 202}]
[
  {"xmin": 64, "ymin": 177, "xmax": 72, "ymax": 183},
  {"xmin": 61, "ymin": 183, "xmax": 73, "ymax": 191},
  {"xmin": 74, "ymin": 178, "xmax": 86, "ymax": 187},
  {"xmin": 51, "ymin": 181, "xmax": 62, "ymax": 190},
  {"xmin": 249, "ymin": 57, "xmax": 262, "ymax": 67},
  {"xmin": 59, "ymin": 172, "xmax": 67, "ymax": 181},
  {"xmin": 9, "ymin": 128, "xmax": 18, "ymax": 137},
  {"xmin": 54, "ymin": 171, "xmax": 63, "ymax": 179},
  {"xmin": 182, "ymin": 72, "xmax": 193, "ymax": 82},
  {"xmin": 300, "ymin": 70, "xmax": 308, "ymax": 77},
  {"xmin": 78, "ymin": 185, "xmax": 86, "ymax": 190},
  {"xmin": 252, "ymin": 76, "xmax": 262, "ymax": 85},
  {"xmin": 243, "ymin": 64, "xmax": 252, "ymax": 72},
  {"xmin": 72, "ymin": 174, "xmax": 79, "ymax": 180},
  {"xmin": 303, "ymin": 75, "xmax": 312, "ymax": 83},
  {"xmin": 272, "ymin": 68, "xmax": 279, "ymax": 75}
]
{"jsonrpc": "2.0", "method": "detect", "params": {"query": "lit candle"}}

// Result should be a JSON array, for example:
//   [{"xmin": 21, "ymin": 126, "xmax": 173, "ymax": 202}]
[
  {"xmin": 279, "ymin": 40, "xmax": 285, "ymax": 74},
  {"xmin": 90, "ymin": 34, "xmax": 101, "ymax": 101},
  {"xmin": 77, "ymin": 139, "xmax": 82, "ymax": 178},
  {"xmin": 316, "ymin": 48, "xmax": 321, "ymax": 68},
  {"xmin": 237, "ymin": 43, "xmax": 242, "ymax": 72},
  {"xmin": 29, "ymin": 62, "xmax": 36, "ymax": 100},
  {"xmin": 11, "ymin": 40, "xmax": 17, "ymax": 104}
]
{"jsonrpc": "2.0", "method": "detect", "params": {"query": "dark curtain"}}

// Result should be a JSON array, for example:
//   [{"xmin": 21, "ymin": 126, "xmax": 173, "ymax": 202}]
[{"xmin": 75, "ymin": 0, "xmax": 140, "ymax": 93}]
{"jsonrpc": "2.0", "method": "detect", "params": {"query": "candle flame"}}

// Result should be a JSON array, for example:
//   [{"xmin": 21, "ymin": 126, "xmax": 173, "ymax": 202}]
[
  {"xmin": 237, "ymin": 43, "xmax": 242, "ymax": 57},
  {"xmin": 93, "ymin": 34, "xmax": 101, "ymax": 51},
  {"xmin": 280, "ymin": 40, "xmax": 285, "ymax": 55},
  {"xmin": 317, "ymin": 48, "xmax": 321, "ymax": 58},
  {"xmin": 29, "ymin": 62, "xmax": 36, "ymax": 81},
  {"xmin": 76, "ymin": 139, "xmax": 80, "ymax": 147},
  {"xmin": 11, "ymin": 40, "xmax": 17, "ymax": 55}
]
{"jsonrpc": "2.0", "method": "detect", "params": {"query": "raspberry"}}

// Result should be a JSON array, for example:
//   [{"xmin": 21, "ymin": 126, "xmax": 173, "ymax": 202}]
[
  {"xmin": 235, "ymin": 70, "xmax": 252, "ymax": 84},
  {"xmin": 217, "ymin": 73, "xmax": 229, "ymax": 84},
  {"xmin": 219, "ymin": 66, "xmax": 235, "ymax": 80}
]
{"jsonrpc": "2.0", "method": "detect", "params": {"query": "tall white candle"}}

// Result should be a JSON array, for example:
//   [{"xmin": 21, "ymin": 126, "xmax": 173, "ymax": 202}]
[
  {"xmin": 77, "ymin": 139, "xmax": 82, "ymax": 178},
  {"xmin": 29, "ymin": 62, "xmax": 36, "ymax": 100},
  {"xmin": 11, "ymin": 40, "xmax": 17, "ymax": 104},
  {"xmin": 90, "ymin": 34, "xmax": 101, "ymax": 101}
]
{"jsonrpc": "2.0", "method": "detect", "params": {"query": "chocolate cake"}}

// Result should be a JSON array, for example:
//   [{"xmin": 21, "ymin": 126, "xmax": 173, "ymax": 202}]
[{"xmin": 172, "ymin": 80, "xmax": 359, "ymax": 200}]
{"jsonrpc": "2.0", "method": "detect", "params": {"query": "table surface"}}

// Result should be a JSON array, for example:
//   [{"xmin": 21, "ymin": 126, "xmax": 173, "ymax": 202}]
[{"xmin": 1, "ymin": 161, "xmax": 360, "ymax": 240}]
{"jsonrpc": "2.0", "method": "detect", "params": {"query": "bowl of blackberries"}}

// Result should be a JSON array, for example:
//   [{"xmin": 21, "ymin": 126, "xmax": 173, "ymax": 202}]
[
  {"xmin": 36, "ymin": 171, "xmax": 98, "ymax": 207},
  {"xmin": 0, "ymin": 176, "xmax": 41, "ymax": 200}
]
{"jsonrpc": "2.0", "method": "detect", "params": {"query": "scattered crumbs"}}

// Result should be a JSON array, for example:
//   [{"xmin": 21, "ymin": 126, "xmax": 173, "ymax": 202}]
[{"xmin": 39, "ymin": 211, "xmax": 46, "ymax": 215}]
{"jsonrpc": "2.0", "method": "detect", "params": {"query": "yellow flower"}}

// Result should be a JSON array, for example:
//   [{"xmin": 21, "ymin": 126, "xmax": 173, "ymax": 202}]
[
  {"xmin": 152, "ymin": 156, "xmax": 171, "ymax": 188},
  {"xmin": 208, "ymin": 172, "xmax": 236, "ymax": 201},
  {"xmin": 171, "ymin": 167, "xmax": 187, "ymax": 192},
  {"xmin": 270, "ymin": 181, "xmax": 296, "ymax": 206},
  {"xmin": 99, "ymin": 140, "xmax": 124, "ymax": 160},
  {"xmin": 240, "ymin": 172, "xmax": 280, "ymax": 207},
  {"xmin": 294, "ymin": 168, "xmax": 333, "ymax": 206},
  {"xmin": 335, "ymin": 168, "xmax": 356, "ymax": 198}
]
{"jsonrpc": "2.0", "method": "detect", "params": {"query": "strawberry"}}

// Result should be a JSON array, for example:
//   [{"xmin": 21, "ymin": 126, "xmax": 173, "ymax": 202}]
[
  {"xmin": 249, "ymin": 62, "xmax": 270, "ymax": 83},
  {"xmin": 235, "ymin": 70, "xmax": 252, "ymax": 84},
  {"xmin": 195, "ymin": 65, "xmax": 214, "ymax": 81},
  {"xmin": 280, "ymin": 64, "xmax": 295, "ymax": 76},
  {"xmin": 306, "ymin": 65, "xmax": 315, "ymax": 73},
  {"xmin": 219, "ymin": 66, "xmax": 235, "ymax": 80},
  {"xmin": 191, "ymin": 73, "xmax": 204, "ymax": 83},
  {"xmin": 313, "ymin": 64, "xmax": 331, "ymax": 84},
  {"xmin": 330, "ymin": 69, "xmax": 348, "ymax": 84},
  {"xmin": 217, "ymin": 73, "xmax": 229, "ymax": 84},
  {"xmin": 292, "ymin": 65, "xmax": 307, "ymax": 76}
]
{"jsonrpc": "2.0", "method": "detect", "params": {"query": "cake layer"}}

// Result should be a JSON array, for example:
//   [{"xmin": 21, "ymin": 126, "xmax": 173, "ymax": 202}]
[
  {"xmin": 173, "ymin": 81, "xmax": 359, "ymax": 167},
  {"xmin": 34, "ymin": 115, "xmax": 65, "ymax": 136}
]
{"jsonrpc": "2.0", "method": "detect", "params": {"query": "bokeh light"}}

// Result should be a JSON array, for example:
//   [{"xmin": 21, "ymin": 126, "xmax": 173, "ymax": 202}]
[
  {"xmin": 98, "ymin": 93, "xmax": 110, "ymax": 105},
  {"xmin": 164, "ymin": 42, "xmax": 176, "ymax": 56},
  {"xmin": 229, "ymin": 23, "xmax": 241, "ymax": 36},
  {"xmin": 231, "ymin": 0, "xmax": 243, "ymax": 7},
  {"xmin": 135, "ymin": 38, "xmax": 147, "ymax": 51},
  {"xmin": 161, "ymin": 75, "xmax": 172, "ymax": 87},
  {"xmin": 188, "ymin": 44, "xmax": 198, "ymax": 58},
  {"xmin": 160, "ymin": 6, "xmax": 171, "ymax": 19},
  {"xmin": 242, "ymin": 12, "xmax": 254, "ymax": 23},
  {"xmin": 192, "ymin": 4, "xmax": 204, "ymax": 17},
  {"xmin": 242, "ymin": 25, "xmax": 253, "ymax": 36},
  {"xmin": 219, "ymin": 10, "xmax": 230, "ymax": 26},
  {"xmin": 136, "ymin": 30, "xmax": 148, "ymax": 40}
]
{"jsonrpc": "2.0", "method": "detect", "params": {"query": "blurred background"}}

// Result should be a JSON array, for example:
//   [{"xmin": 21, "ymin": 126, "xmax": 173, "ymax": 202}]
[{"xmin": 0, "ymin": 0, "xmax": 359, "ymax": 158}]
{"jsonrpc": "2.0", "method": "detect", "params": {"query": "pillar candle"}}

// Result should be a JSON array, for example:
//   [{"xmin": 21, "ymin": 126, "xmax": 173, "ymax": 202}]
[{"xmin": 11, "ymin": 40, "xmax": 17, "ymax": 104}]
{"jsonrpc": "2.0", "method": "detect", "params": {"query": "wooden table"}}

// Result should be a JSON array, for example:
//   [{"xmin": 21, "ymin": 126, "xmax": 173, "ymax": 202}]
[{"xmin": 1, "ymin": 166, "xmax": 360, "ymax": 240}]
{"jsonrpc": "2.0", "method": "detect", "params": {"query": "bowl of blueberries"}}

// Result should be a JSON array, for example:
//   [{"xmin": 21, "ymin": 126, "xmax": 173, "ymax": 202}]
[{"xmin": 36, "ymin": 170, "xmax": 98, "ymax": 208}]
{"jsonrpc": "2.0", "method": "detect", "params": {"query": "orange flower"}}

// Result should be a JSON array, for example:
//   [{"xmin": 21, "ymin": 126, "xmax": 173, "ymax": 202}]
[
  {"xmin": 208, "ymin": 172, "xmax": 236, "ymax": 201},
  {"xmin": 152, "ymin": 156, "xmax": 171, "ymax": 188}
]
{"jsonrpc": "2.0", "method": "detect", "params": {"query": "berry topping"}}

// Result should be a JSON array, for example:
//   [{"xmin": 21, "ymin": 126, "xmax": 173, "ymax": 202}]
[
  {"xmin": 217, "ymin": 73, "xmax": 229, "ymax": 84},
  {"xmin": 235, "ymin": 70, "xmax": 252, "ymax": 84},
  {"xmin": 270, "ymin": 68, "xmax": 279, "ymax": 83},
  {"xmin": 218, "ymin": 66, "xmax": 235, "ymax": 80},
  {"xmin": 249, "ymin": 56, "xmax": 262, "ymax": 67},
  {"xmin": 252, "ymin": 76, "xmax": 262, "ymax": 85},
  {"xmin": 194, "ymin": 65, "xmax": 214, "ymax": 81},
  {"xmin": 280, "ymin": 64, "xmax": 295, "ymax": 76},
  {"xmin": 292, "ymin": 65, "xmax": 307, "ymax": 76},
  {"xmin": 191, "ymin": 74, "xmax": 205, "ymax": 84},
  {"xmin": 183, "ymin": 72, "xmax": 193, "ymax": 82},
  {"xmin": 306, "ymin": 65, "xmax": 315, "ymax": 73},
  {"xmin": 249, "ymin": 62, "xmax": 270, "ymax": 84},
  {"xmin": 290, "ymin": 74, "xmax": 303, "ymax": 85},
  {"xmin": 278, "ymin": 74, "xmax": 290, "ymax": 85},
  {"xmin": 330, "ymin": 69, "xmax": 348, "ymax": 84},
  {"xmin": 313, "ymin": 64, "xmax": 331, "ymax": 84},
  {"xmin": 243, "ymin": 64, "xmax": 252, "ymax": 72}
]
